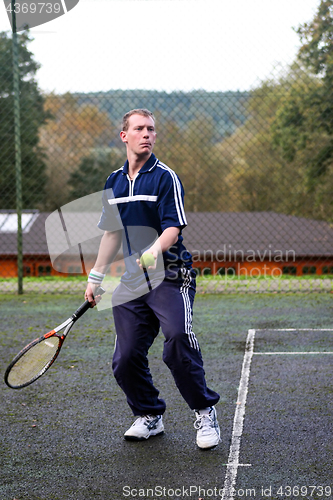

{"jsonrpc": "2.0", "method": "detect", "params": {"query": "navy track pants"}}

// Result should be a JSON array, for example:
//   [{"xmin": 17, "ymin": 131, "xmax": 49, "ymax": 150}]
[{"xmin": 112, "ymin": 270, "xmax": 220, "ymax": 415}]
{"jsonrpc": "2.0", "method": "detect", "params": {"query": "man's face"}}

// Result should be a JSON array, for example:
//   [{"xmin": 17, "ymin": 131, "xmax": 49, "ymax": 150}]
[{"xmin": 120, "ymin": 114, "xmax": 156, "ymax": 157}]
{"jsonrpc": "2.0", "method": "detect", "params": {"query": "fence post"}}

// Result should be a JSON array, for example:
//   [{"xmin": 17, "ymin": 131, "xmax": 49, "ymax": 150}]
[{"xmin": 11, "ymin": 0, "xmax": 23, "ymax": 294}]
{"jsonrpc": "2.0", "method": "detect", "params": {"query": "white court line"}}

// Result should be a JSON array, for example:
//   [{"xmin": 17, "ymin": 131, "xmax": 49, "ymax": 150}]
[
  {"xmin": 221, "ymin": 327, "xmax": 332, "ymax": 499},
  {"xmin": 254, "ymin": 329, "xmax": 333, "ymax": 355},
  {"xmin": 254, "ymin": 351, "xmax": 333, "ymax": 355},
  {"xmin": 222, "ymin": 463, "xmax": 252, "ymax": 467},
  {"xmin": 221, "ymin": 329, "xmax": 255, "ymax": 500},
  {"xmin": 255, "ymin": 328, "xmax": 333, "ymax": 331}
]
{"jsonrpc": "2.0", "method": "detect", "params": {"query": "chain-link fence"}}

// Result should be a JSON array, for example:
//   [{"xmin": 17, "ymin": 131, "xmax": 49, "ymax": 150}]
[{"xmin": 1, "ymin": 0, "xmax": 333, "ymax": 294}]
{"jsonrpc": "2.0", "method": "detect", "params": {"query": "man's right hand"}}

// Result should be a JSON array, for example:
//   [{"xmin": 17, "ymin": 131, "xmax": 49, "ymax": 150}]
[{"xmin": 85, "ymin": 283, "xmax": 102, "ymax": 307}]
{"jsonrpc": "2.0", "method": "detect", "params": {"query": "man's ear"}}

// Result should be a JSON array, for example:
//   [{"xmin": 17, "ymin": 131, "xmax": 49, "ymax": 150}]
[{"xmin": 120, "ymin": 130, "xmax": 127, "ymax": 143}]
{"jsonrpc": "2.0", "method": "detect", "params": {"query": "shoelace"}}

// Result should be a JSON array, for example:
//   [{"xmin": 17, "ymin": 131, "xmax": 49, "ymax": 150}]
[
  {"xmin": 141, "ymin": 415, "xmax": 160, "ymax": 430},
  {"xmin": 194, "ymin": 413, "xmax": 214, "ymax": 430}
]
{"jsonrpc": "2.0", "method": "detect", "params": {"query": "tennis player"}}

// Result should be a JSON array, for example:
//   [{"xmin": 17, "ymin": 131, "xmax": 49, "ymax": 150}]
[{"xmin": 85, "ymin": 109, "xmax": 220, "ymax": 449}]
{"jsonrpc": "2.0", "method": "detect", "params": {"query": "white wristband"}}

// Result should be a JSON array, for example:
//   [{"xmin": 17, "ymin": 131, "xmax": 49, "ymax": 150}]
[{"xmin": 88, "ymin": 269, "xmax": 105, "ymax": 284}]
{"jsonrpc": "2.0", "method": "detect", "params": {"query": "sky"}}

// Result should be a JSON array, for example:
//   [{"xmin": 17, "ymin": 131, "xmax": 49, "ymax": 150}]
[{"xmin": 0, "ymin": 0, "xmax": 320, "ymax": 94}]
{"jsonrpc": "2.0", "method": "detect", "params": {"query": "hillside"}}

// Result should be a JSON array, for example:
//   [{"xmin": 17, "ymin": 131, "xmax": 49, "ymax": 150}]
[{"xmin": 73, "ymin": 89, "xmax": 250, "ymax": 142}]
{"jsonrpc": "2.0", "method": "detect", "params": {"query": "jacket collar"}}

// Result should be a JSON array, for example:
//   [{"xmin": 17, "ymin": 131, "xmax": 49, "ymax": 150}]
[{"xmin": 122, "ymin": 153, "xmax": 157, "ymax": 175}]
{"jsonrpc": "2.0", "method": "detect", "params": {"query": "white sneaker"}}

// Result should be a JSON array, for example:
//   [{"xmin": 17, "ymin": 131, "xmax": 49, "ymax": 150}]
[
  {"xmin": 124, "ymin": 415, "xmax": 164, "ymax": 441},
  {"xmin": 194, "ymin": 406, "xmax": 221, "ymax": 449}
]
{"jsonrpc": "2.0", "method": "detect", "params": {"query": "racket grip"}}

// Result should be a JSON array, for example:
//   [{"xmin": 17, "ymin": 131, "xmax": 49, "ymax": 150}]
[{"xmin": 73, "ymin": 286, "xmax": 106, "ymax": 320}]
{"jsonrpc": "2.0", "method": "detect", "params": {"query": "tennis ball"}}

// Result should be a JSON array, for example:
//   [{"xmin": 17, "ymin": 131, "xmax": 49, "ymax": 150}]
[{"xmin": 140, "ymin": 253, "xmax": 155, "ymax": 268}]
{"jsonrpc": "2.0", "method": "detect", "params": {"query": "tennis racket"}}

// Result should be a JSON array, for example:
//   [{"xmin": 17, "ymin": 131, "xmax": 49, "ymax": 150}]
[{"xmin": 4, "ymin": 287, "xmax": 105, "ymax": 390}]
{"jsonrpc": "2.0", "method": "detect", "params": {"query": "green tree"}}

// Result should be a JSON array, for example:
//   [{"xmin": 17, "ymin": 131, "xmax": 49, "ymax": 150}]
[
  {"xmin": 218, "ymin": 83, "xmax": 290, "ymax": 212},
  {"xmin": 272, "ymin": 1, "xmax": 333, "ymax": 191},
  {"xmin": 0, "ymin": 31, "xmax": 49, "ymax": 209},
  {"xmin": 68, "ymin": 148, "xmax": 125, "ymax": 200},
  {"xmin": 212, "ymin": 76, "xmax": 326, "ymax": 217},
  {"xmin": 39, "ymin": 92, "xmax": 115, "ymax": 210},
  {"xmin": 181, "ymin": 116, "xmax": 225, "ymax": 212},
  {"xmin": 297, "ymin": 0, "xmax": 333, "ymax": 81},
  {"xmin": 154, "ymin": 116, "xmax": 227, "ymax": 212}
]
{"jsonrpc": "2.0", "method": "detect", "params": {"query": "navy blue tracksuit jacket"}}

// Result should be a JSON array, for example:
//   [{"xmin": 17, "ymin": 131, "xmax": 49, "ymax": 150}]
[{"xmin": 98, "ymin": 153, "xmax": 219, "ymax": 415}]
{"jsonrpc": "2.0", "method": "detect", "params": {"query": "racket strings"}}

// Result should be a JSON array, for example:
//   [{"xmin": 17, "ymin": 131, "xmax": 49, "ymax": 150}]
[{"xmin": 7, "ymin": 337, "xmax": 60, "ymax": 388}]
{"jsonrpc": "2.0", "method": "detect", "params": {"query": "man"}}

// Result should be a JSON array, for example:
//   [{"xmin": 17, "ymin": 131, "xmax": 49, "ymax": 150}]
[{"xmin": 85, "ymin": 109, "xmax": 220, "ymax": 449}]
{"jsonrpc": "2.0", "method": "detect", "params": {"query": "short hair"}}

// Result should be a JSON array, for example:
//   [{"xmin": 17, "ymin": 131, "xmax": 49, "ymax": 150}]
[{"xmin": 122, "ymin": 108, "xmax": 155, "ymax": 131}]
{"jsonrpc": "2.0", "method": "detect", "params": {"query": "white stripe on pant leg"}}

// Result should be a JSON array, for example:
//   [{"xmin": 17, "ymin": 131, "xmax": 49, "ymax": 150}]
[
  {"xmin": 185, "ymin": 274, "xmax": 200, "ymax": 351},
  {"xmin": 181, "ymin": 275, "xmax": 200, "ymax": 351}
]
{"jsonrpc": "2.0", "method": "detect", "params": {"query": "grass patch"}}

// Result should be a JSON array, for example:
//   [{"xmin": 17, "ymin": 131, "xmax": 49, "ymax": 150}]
[
  {"xmin": 0, "ymin": 275, "xmax": 332, "ymax": 297},
  {"xmin": 0, "ymin": 276, "xmax": 88, "ymax": 283}
]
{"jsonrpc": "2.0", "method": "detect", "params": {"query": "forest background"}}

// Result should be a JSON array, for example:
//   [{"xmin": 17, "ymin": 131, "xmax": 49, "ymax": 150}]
[{"xmin": 0, "ymin": 0, "xmax": 333, "ymax": 221}]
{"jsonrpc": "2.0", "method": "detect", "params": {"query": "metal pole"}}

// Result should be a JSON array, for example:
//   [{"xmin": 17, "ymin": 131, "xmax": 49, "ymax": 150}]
[{"xmin": 11, "ymin": 0, "xmax": 23, "ymax": 294}]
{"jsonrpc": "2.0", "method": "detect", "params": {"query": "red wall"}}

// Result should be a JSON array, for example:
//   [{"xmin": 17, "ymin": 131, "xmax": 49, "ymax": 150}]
[{"xmin": 1, "ymin": 256, "xmax": 333, "ymax": 278}]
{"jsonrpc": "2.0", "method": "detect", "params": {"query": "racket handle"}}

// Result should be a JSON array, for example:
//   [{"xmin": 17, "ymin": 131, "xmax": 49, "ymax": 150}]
[{"xmin": 73, "ymin": 286, "xmax": 106, "ymax": 321}]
